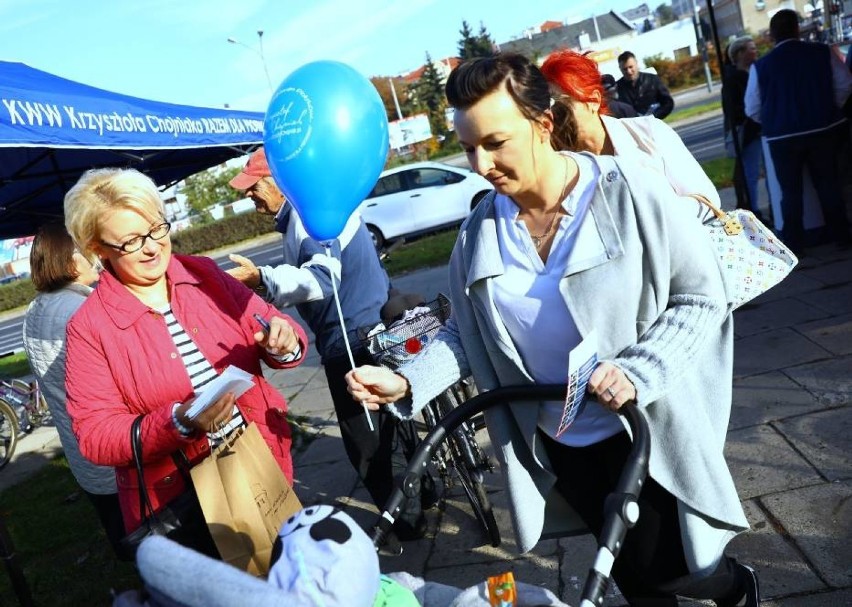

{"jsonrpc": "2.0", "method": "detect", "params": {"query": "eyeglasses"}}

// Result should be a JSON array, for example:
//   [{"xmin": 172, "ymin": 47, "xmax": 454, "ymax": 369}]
[{"xmin": 100, "ymin": 222, "xmax": 171, "ymax": 254}]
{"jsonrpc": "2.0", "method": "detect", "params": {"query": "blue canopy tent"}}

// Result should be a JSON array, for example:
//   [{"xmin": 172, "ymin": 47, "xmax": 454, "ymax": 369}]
[{"xmin": 0, "ymin": 61, "xmax": 265, "ymax": 239}]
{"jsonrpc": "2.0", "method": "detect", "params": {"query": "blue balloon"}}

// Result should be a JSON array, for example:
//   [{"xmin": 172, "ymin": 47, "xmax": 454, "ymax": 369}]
[{"xmin": 263, "ymin": 61, "xmax": 389, "ymax": 242}]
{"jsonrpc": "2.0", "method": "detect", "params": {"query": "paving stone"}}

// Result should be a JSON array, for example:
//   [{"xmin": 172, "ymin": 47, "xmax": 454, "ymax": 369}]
[
  {"xmin": 795, "ymin": 257, "xmax": 852, "ymax": 288},
  {"xmin": 794, "ymin": 312, "xmax": 852, "ymax": 356},
  {"xmin": 731, "ymin": 371, "xmax": 823, "ymax": 429},
  {"xmin": 746, "ymin": 269, "xmax": 825, "ymax": 305},
  {"xmin": 733, "ymin": 298, "xmax": 828, "ymax": 337},
  {"xmin": 733, "ymin": 328, "xmax": 832, "ymax": 378},
  {"xmin": 293, "ymin": 455, "xmax": 358, "ymax": 505},
  {"xmin": 725, "ymin": 425, "xmax": 822, "ymax": 499},
  {"xmin": 775, "ymin": 408, "xmax": 851, "ymax": 482},
  {"xmin": 725, "ymin": 500, "xmax": 825, "ymax": 599},
  {"xmin": 761, "ymin": 480, "xmax": 852, "ymax": 589},
  {"xmin": 763, "ymin": 587, "xmax": 852, "ymax": 606},
  {"xmin": 782, "ymin": 356, "xmax": 852, "ymax": 407},
  {"xmin": 794, "ymin": 281, "xmax": 852, "ymax": 316}
]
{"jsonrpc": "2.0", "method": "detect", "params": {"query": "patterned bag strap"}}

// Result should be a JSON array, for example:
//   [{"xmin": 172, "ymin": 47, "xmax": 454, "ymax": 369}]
[{"xmin": 689, "ymin": 193, "xmax": 743, "ymax": 236}]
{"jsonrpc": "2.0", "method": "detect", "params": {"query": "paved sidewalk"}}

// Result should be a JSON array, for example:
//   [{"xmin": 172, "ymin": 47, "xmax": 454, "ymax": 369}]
[{"xmin": 1, "ymin": 183, "xmax": 849, "ymax": 605}]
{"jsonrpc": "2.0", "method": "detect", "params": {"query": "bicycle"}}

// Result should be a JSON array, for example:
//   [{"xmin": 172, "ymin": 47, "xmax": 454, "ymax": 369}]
[
  {"xmin": 0, "ymin": 398, "xmax": 18, "ymax": 469},
  {"xmin": 0, "ymin": 378, "xmax": 51, "ymax": 432},
  {"xmin": 360, "ymin": 293, "xmax": 501, "ymax": 547}
]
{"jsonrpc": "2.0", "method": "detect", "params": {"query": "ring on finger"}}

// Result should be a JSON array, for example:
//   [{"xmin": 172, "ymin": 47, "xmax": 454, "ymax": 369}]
[{"xmin": 605, "ymin": 386, "xmax": 617, "ymax": 399}]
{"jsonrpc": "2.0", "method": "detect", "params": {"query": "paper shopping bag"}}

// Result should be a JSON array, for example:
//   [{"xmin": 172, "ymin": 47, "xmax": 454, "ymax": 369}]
[{"xmin": 191, "ymin": 422, "xmax": 302, "ymax": 575}]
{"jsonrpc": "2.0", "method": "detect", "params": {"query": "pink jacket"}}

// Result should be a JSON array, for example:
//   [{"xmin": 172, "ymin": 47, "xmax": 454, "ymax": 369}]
[{"xmin": 65, "ymin": 254, "xmax": 308, "ymax": 531}]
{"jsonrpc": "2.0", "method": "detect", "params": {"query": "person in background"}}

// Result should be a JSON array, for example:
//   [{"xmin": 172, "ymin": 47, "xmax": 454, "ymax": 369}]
[
  {"xmin": 63, "ymin": 168, "xmax": 307, "ymax": 554},
  {"xmin": 745, "ymin": 9, "xmax": 852, "ymax": 255},
  {"xmin": 226, "ymin": 150, "xmax": 431, "ymax": 554},
  {"xmin": 541, "ymin": 49, "xmax": 720, "ymax": 210},
  {"xmin": 615, "ymin": 50, "xmax": 674, "ymax": 119},
  {"xmin": 600, "ymin": 73, "xmax": 638, "ymax": 119},
  {"xmin": 21, "ymin": 222, "xmax": 128, "ymax": 559},
  {"xmin": 722, "ymin": 36, "xmax": 766, "ymax": 220},
  {"xmin": 346, "ymin": 53, "xmax": 759, "ymax": 606}
]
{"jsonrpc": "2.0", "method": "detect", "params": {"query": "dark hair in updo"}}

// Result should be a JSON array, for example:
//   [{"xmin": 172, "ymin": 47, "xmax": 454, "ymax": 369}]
[{"xmin": 445, "ymin": 53, "xmax": 551, "ymax": 123}]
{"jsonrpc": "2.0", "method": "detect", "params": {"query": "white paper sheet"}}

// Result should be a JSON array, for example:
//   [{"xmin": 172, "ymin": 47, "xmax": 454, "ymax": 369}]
[
  {"xmin": 185, "ymin": 365, "xmax": 254, "ymax": 420},
  {"xmin": 555, "ymin": 330, "xmax": 598, "ymax": 438}
]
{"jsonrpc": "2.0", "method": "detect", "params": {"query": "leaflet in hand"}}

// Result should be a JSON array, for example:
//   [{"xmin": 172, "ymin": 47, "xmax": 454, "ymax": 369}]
[
  {"xmin": 185, "ymin": 365, "xmax": 254, "ymax": 420},
  {"xmin": 555, "ymin": 330, "xmax": 598, "ymax": 438}
]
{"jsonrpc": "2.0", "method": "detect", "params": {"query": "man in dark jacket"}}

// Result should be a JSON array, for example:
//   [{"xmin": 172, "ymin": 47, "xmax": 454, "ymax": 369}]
[
  {"xmin": 616, "ymin": 51, "xmax": 675, "ymax": 119},
  {"xmin": 601, "ymin": 74, "xmax": 639, "ymax": 119}
]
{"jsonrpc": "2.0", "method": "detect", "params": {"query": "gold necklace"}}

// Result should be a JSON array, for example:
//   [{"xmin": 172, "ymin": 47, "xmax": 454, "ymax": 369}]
[{"xmin": 529, "ymin": 156, "xmax": 570, "ymax": 250}]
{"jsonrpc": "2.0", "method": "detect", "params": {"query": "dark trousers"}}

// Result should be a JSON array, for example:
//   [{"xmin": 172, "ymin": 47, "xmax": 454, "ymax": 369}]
[
  {"xmin": 541, "ymin": 432, "xmax": 743, "ymax": 605},
  {"xmin": 768, "ymin": 126, "xmax": 851, "ymax": 252},
  {"xmin": 323, "ymin": 350, "xmax": 423, "ymax": 527},
  {"xmin": 86, "ymin": 490, "xmax": 133, "ymax": 560}
]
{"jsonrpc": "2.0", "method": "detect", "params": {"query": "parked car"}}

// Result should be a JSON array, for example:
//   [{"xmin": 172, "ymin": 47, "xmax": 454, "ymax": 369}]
[{"xmin": 358, "ymin": 161, "xmax": 492, "ymax": 250}]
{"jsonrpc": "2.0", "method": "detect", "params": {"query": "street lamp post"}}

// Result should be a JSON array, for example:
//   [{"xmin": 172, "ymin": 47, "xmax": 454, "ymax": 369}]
[
  {"xmin": 388, "ymin": 77, "xmax": 404, "ymax": 121},
  {"xmin": 227, "ymin": 30, "xmax": 274, "ymax": 93}
]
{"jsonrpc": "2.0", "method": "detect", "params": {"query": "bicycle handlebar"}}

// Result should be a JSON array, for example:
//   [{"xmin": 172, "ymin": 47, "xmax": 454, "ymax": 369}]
[{"xmin": 370, "ymin": 384, "xmax": 651, "ymax": 606}]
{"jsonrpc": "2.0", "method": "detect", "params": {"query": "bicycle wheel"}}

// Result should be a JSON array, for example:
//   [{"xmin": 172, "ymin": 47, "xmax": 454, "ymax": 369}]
[
  {"xmin": 434, "ymin": 390, "xmax": 501, "ymax": 547},
  {"xmin": 0, "ymin": 398, "xmax": 19, "ymax": 469}
]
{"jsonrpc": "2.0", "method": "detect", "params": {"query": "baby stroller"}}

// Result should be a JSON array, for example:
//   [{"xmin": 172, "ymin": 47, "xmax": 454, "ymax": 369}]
[
  {"xmin": 370, "ymin": 384, "xmax": 650, "ymax": 607},
  {"xmin": 113, "ymin": 384, "xmax": 648, "ymax": 607}
]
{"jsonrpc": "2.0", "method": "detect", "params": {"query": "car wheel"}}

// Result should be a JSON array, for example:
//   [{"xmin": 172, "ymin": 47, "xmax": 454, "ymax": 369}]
[
  {"xmin": 471, "ymin": 190, "xmax": 490, "ymax": 210},
  {"xmin": 367, "ymin": 225, "xmax": 385, "ymax": 251}
]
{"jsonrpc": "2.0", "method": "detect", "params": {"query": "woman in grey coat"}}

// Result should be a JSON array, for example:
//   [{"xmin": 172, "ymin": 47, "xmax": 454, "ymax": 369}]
[
  {"xmin": 347, "ymin": 54, "xmax": 759, "ymax": 606},
  {"xmin": 22, "ymin": 222, "xmax": 128, "ymax": 559}
]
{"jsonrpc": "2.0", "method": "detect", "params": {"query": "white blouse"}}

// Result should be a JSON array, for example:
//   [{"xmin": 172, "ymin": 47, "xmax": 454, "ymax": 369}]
[{"xmin": 491, "ymin": 152, "xmax": 623, "ymax": 447}]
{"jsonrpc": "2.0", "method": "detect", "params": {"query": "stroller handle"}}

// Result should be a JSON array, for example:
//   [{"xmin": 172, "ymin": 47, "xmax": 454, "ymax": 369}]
[{"xmin": 371, "ymin": 384, "xmax": 651, "ymax": 606}]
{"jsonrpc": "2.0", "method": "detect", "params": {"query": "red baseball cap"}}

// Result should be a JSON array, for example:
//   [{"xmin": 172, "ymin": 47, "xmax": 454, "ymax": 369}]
[{"xmin": 229, "ymin": 148, "xmax": 271, "ymax": 190}]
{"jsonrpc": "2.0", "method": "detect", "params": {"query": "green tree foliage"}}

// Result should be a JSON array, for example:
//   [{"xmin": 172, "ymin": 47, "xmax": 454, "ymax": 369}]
[
  {"xmin": 457, "ymin": 20, "xmax": 496, "ymax": 60},
  {"xmin": 656, "ymin": 4, "xmax": 676, "ymax": 26},
  {"xmin": 179, "ymin": 166, "xmax": 243, "ymax": 213},
  {"xmin": 415, "ymin": 52, "xmax": 449, "ymax": 139},
  {"xmin": 370, "ymin": 76, "xmax": 410, "ymax": 122}
]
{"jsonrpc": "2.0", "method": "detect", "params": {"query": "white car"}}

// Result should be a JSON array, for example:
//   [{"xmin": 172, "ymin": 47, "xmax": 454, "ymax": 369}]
[{"xmin": 358, "ymin": 161, "xmax": 492, "ymax": 249}]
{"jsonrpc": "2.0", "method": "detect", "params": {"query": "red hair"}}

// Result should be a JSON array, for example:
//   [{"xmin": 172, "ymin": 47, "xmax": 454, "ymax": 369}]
[{"xmin": 541, "ymin": 49, "xmax": 609, "ymax": 116}]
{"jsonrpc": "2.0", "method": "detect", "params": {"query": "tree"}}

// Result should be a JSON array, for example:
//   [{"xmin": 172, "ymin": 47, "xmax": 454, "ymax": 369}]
[
  {"xmin": 370, "ymin": 76, "xmax": 411, "ymax": 122},
  {"xmin": 655, "ymin": 3, "xmax": 676, "ymax": 26},
  {"xmin": 457, "ymin": 20, "xmax": 496, "ymax": 60},
  {"xmin": 179, "ymin": 166, "xmax": 243, "ymax": 214},
  {"xmin": 415, "ymin": 52, "xmax": 449, "ymax": 140}
]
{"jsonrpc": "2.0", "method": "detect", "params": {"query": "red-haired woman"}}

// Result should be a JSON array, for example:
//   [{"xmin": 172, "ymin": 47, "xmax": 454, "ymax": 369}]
[{"xmin": 541, "ymin": 49, "xmax": 720, "ymax": 210}]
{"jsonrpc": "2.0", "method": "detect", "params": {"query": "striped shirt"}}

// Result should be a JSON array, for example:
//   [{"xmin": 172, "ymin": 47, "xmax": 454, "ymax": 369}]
[{"xmin": 157, "ymin": 305, "xmax": 245, "ymax": 446}]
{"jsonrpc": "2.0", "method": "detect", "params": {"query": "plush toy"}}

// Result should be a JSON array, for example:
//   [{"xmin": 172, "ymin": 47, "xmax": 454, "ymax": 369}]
[{"xmin": 268, "ymin": 504, "xmax": 418, "ymax": 607}]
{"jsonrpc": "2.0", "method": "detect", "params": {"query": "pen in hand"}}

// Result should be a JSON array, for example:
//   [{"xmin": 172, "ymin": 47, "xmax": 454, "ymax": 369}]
[{"xmin": 253, "ymin": 313, "xmax": 271, "ymax": 334}]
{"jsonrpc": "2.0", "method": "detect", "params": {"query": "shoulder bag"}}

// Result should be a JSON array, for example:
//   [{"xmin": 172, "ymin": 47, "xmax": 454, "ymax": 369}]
[
  {"xmin": 694, "ymin": 195, "xmax": 798, "ymax": 309},
  {"xmin": 118, "ymin": 415, "xmax": 219, "ymax": 560}
]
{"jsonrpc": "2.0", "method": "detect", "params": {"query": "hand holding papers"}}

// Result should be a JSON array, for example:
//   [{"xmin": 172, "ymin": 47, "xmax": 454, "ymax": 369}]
[
  {"xmin": 555, "ymin": 331, "xmax": 598, "ymax": 438},
  {"xmin": 185, "ymin": 365, "xmax": 254, "ymax": 420}
]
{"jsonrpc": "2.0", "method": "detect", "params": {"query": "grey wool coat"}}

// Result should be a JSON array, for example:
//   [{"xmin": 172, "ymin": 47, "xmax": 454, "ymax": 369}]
[{"xmin": 389, "ymin": 152, "xmax": 749, "ymax": 567}]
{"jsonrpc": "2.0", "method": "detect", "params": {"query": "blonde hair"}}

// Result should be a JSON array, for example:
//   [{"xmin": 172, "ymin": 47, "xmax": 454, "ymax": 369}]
[{"xmin": 64, "ymin": 168, "xmax": 166, "ymax": 260}]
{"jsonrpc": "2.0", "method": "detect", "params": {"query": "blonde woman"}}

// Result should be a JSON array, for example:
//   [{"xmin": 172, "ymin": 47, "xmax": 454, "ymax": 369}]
[{"xmin": 63, "ymin": 168, "xmax": 307, "ymax": 552}]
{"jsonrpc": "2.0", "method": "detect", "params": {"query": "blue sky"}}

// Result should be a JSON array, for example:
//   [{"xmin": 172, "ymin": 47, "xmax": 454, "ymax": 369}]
[{"xmin": 0, "ymin": 0, "xmax": 638, "ymax": 113}]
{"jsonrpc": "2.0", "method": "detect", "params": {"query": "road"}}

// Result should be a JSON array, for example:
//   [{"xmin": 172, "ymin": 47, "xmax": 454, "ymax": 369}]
[{"xmin": 0, "ymin": 87, "xmax": 725, "ymax": 355}]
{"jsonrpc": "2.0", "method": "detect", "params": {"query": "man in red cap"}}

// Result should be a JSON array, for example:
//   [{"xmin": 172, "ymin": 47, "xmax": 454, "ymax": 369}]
[{"xmin": 227, "ymin": 148, "xmax": 432, "ymax": 554}]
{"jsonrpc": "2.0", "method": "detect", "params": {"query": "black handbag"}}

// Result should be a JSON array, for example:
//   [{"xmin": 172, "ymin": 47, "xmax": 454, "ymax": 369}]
[{"xmin": 118, "ymin": 415, "xmax": 219, "ymax": 560}]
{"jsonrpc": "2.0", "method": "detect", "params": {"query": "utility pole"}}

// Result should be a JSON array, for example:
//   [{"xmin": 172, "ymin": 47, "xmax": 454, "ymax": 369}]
[{"xmin": 692, "ymin": 0, "xmax": 713, "ymax": 92}]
